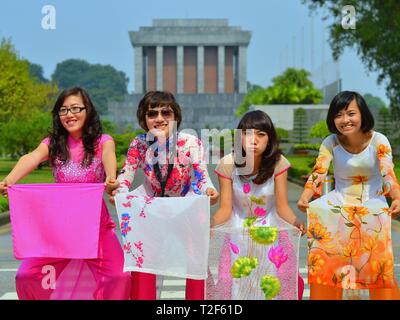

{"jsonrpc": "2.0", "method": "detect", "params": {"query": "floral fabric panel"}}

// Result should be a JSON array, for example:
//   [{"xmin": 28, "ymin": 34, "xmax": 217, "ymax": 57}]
[
  {"xmin": 115, "ymin": 190, "xmax": 210, "ymax": 279},
  {"xmin": 307, "ymin": 199, "xmax": 394, "ymax": 289},
  {"xmin": 207, "ymin": 179, "xmax": 301, "ymax": 300},
  {"xmin": 207, "ymin": 223, "xmax": 301, "ymax": 300}
]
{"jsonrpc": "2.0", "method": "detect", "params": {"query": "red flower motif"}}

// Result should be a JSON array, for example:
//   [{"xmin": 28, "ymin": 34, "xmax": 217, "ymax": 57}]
[
  {"xmin": 254, "ymin": 207, "xmax": 267, "ymax": 217},
  {"xmin": 177, "ymin": 139, "xmax": 186, "ymax": 147}
]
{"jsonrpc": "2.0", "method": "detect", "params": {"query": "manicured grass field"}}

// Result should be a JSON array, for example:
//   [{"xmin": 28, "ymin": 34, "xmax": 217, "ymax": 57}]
[
  {"xmin": 0, "ymin": 159, "xmax": 54, "ymax": 184},
  {"xmin": 0, "ymin": 160, "xmax": 55, "ymax": 212}
]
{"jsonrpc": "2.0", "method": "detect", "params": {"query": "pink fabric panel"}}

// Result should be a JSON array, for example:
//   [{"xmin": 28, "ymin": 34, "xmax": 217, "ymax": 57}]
[{"xmin": 8, "ymin": 183, "xmax": 103, "ymax": 259}]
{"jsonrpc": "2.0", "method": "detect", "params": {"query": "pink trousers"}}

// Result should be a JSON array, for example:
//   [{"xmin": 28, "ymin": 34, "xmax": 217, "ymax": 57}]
[
  {"xmin": 15, "ymin": 202, "xmax": 131, "ymax": 300},
  {"xmin": 131, "ymin": 272, "xmax": 205, "ymax": 300}
]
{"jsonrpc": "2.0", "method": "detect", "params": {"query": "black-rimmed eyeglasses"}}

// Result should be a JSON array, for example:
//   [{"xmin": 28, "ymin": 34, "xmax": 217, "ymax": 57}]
[{"xmin": 58, "ymin": 106, "xmax": 87, "ymax": 116}]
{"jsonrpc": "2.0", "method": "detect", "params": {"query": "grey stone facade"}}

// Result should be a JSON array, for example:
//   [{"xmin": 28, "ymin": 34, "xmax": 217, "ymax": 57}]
[
  {"xmin": 108, "ymin": 19, "xmax": 251, "ymax": 131},
  {"xmin": 108, "ymin": 93, "xmax": 245, "ymax": 133},
  {"xmin": 129, "ymin": 19, "xmax": 251, "ymax": 94}
]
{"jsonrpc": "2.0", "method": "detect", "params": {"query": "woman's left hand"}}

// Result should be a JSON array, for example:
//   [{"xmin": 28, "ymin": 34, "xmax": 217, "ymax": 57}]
[
  {"xmin": 389, "ymin": 199, "xmax": 400, "ymax": 218},
  {"xmin": 206, "ymin": 188, "xmax": 219, "ymax": 206}
]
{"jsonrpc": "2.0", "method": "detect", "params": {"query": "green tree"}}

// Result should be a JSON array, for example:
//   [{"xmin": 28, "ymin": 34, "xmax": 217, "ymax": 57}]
[
  {"xmin": 27, "ymin": 62, "xmax": 49, "ymax": 83},
  {"xmin": 0, "ymin": 110, "xmax": 52, "ymax": 157},
  {"xmin": 292, "ymin": 108, "xmax": 309, "ymax": 144},
  {"xmin": 364, "ymin": 93, "xmax": 386, "ymax": 110},
  {"xmin": 276, "ymin": 127, "xmax": 289, "ymax": 143},
  {"xmin": 52, "ymin": 59, "xmax": 129, "ymax": 115},
  {"xmin": 237, "ymin": 68, "xmax": 322, "ymax": 116},
  {"xmin": 309, "ymin": 120, "xmax": 330, "ymax": 139},
  {"xmin": 236, "ymin": 86, "xmax": 269, "ymax": 116},
  {"xmin": 101, "ymin": 118, "xmax": 117, "ymax": 135},
  {"xmin": 377, "ymin": 107, "xmax": 391, "ymax": 137},
  {"xmin": 302, "ymin": 1, "xmax": 400, "ymax": 121},
  {"xmin": 0, "ymin": 39, "xmax": 56, "ymax": 123}
]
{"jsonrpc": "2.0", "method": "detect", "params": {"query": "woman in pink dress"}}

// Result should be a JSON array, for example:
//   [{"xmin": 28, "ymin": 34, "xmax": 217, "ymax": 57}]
[{"xmin": 0, "ymin": 87, "xmax": 131, "ymax": 300}]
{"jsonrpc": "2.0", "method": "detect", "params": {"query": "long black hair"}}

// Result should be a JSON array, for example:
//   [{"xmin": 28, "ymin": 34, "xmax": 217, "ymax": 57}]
[
  {"xmin": 234, "ymin": 110, "xmax": 281, "ymax": 184},
  {"xmin": 48, "ymin": 87, "xmax": 102, "ymax": 166}
]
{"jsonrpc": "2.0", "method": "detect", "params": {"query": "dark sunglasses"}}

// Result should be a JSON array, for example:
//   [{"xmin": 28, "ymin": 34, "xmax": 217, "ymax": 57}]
[{"xmin": 146, "ymin": 109, "xmax": 174, "ymax": 119}]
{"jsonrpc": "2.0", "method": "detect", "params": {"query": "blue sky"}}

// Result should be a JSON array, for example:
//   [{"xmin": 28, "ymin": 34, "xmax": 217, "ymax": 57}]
[{"xmin": 0, "ymin": 0, "xmax": 389, "ymax": 104}]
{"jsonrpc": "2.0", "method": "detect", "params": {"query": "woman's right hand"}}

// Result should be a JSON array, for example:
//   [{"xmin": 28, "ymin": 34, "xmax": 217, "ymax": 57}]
[
  {"xmin": 0, "ymin": 179, "xmax": 9, "ymax": 198},
  {"xmin": 297, "ymin": 196, "xmax": 310, "ymax": 213}
]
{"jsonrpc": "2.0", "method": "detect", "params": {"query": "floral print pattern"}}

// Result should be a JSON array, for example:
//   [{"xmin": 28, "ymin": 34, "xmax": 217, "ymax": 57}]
[
  {"xmin": 306, "ymin": 132, "xmax": 398, "ymax": 289},
  {"xmin": 209, "ymin": 154, "xmax": 301, "ymax": 299},
  {"xmin": 117, "ymin": 132, "xmax": 214, "ymax": 197}
]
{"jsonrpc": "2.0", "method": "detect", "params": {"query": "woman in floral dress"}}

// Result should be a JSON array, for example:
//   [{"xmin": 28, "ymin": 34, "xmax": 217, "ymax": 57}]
[
  {"xmin": 113, "ymin": 91, "xmax": 219, "ymax": 300},
  {"xmin": 298, "ymin": 91, "xmax": 400, "ymax": 300}
]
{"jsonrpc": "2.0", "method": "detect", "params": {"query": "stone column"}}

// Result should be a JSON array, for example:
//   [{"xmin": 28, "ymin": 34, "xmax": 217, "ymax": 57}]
[
  {"xmin": 176, "ymin": 45, "xmax": 184, "ymax": 94},
  {"xmin": 238, "ymin": 46, "xmax": 247, "ymax": 94},
  {"xmin": 134, "ymin": 46, "xmax": 143, "ymax": 94},
  {"xmin": 197, "ymin": 46, "xmax": 204, "ymax": 93},
  {"xmin": 218, "ymin": 45, "xmax": 225, "ymax": 93},
  {"xmin": 156, "ymin": 46, "xmax": 163, "ymax": 91}
]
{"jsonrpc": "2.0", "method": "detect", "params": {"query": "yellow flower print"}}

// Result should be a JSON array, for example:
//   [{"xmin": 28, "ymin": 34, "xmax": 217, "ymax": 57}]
[
  {"xmin": 371, "ymin": 259, "xmax": 394, "ymax": 282},
  {"xmin": 362, "ymin": 237, "xmax": 378, "ymax": 252},
  {"xmin": 305, "ymin": 181, "xmax": 313, "ymax": 190},
  {"xmin": 377, "ymin": 144, "xmax": 391, "ymax": 160},
  {"xmin": 308, "ymin": 212, "xmax": 318, "ymax": 220},
  {"xmin": 313, "ymin": 159, "xmax": 328, "ymax": 175},
  {"xmin": 343, "ymin": 206, "xmax": 369, "ymax": 222},
  {"xmin": 343, "ymin": 243, "xmax": 359, "ymax": 258},
  {"xmin": 308, "ymin": 222, "xmax": 333, "ymax": 243},
  {"xmin": 349, "ymin": 176, "xmax": 368, "ymax": 185},
  {"xmin": 308, "ymin": 253, "xmax": 325, "ymax": 276}
]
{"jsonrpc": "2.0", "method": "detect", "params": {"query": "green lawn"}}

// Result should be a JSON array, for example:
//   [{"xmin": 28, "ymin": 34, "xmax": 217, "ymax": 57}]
[
  {"xmin": 0, "ymin": 159, "xmax": 54, "ymax": 184},
  {"xmin": 0, "ymin": 160, "xmax": 55, "ymax": 212}
]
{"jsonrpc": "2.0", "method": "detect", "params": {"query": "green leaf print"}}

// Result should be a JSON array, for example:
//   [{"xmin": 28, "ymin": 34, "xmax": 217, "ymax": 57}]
[
  {"xmin": 243, "ymin": 217, "xmax": 257, "ymax": 228},
  {"xmin": 249, "ymin": 195, "xmax": 266, "ymax": 205},
  {"xmin": 230, "ymin": 256, "xmax": 258, "ymax": 278},
  {"xmin": 260, "ymin": 275, "xmax": 281, "ymax": 300},
  {"xmin": 249, "ymin": 226, "xmax": 278, "ymax": 245},
  {"xmin": 332, "ymin": 274, "xmax": 338, "ymax": 285}
]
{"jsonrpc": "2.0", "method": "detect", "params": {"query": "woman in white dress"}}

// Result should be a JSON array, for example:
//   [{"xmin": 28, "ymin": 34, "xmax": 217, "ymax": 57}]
[
  {"xmin": 298, "ymin": 91, "xmax": 400, "ymax": 300},
  {"xmin": 208, "ymin": 110, "xmax": 305, "ymax": 300}
]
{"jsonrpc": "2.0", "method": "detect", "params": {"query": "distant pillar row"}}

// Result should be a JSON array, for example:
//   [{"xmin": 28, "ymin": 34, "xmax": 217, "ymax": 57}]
[{"xmin": 134, "ymin": 45, "xmax": 247, "ymax": 94}]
